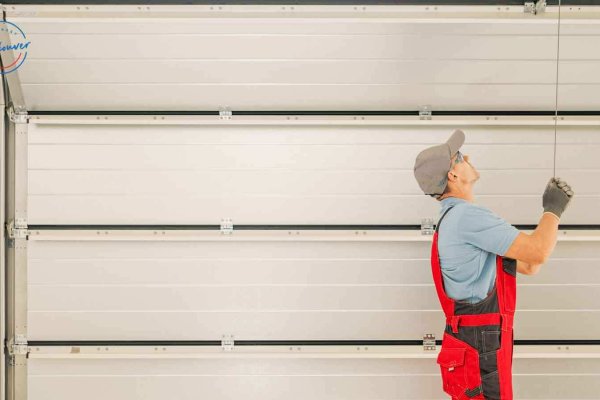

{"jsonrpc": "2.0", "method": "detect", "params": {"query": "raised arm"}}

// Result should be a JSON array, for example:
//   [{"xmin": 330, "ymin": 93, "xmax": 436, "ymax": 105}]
[{"xmin": 504, "ymin": 178, "xmax": 574, "ymax": 275}]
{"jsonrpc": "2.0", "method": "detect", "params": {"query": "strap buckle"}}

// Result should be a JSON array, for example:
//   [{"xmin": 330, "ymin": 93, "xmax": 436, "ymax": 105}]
[
  {"xmin": 501, "ymin": 313, "xmax": 513, "ymax": 332},
  {"xmin": 448, "ymin": 315, "xmax": 460, "ymax": 333},
  {"xmin": 462, "ymin": 385, "xmax": 483, "ymax": 399}
]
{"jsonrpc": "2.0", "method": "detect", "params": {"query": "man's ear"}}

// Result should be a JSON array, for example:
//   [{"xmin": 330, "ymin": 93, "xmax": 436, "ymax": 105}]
[{"xmin": 447, "ymin": 171, "xmax": 456, "ymax": 182}]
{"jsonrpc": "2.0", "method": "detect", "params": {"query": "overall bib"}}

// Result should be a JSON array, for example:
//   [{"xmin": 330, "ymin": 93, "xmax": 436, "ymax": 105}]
[{"xmin": 431, "ymin": 205, "xmax": 517, "ymax": 400}]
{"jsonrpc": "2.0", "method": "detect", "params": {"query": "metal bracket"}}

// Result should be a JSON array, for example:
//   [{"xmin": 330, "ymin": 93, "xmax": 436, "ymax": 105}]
[
  {"xmin": 524, "ymin": 0, "xmax": 546, "ymax": 14},
  {"xmin": 423, "ymin": 334, "xmax": 436, "ymax": 351},
  {"xmin": 219, "ymin": 108, "xmax": 232, "ymax": 120},
  {"xmin": 420, "ymin": 218, "xmax": 435, "ymax": 236},
  {"xmin": 419, "ymin": 105, "xmax": 432, "ymax": 120},
  {"xmin": 220, "ymin": 218, "xmax": 234, "ymax": 235},
  {"xmin": 7, "ymin": 106, "xmax": 28, "ymax": 124},
  {"xmin": 221, "ymin": 334, "xmax": 235, "ymax": 351},
  {"xmin": 6, "ymin": 218, "xmax": 28, "ymax": 239},
  {"xmin": 7, "ymin": 334, "xmax": 28, "ymax": 356},
  {"xmin": 524, "ymin": 2, "xmax": 536, "ymax": 13},
  {"xmin": 536, "ymin": 0, "xmax": 547, "ymax": 13}
]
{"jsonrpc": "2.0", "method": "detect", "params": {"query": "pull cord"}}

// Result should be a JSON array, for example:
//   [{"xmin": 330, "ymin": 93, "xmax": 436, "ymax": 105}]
[{"xmin": 552, "ymin": 0, "xmax": 562, "ymax": 178}]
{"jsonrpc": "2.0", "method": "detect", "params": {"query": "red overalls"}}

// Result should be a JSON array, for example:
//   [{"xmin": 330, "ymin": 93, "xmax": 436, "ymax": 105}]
[{"xmin": 431, "ymin": 205, "xmax": 517, "ymax": 400}]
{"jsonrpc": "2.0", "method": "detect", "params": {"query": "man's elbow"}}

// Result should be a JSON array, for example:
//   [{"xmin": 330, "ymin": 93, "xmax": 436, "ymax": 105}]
[
  {"xmin": 521, "ymin": 252, "xmax": 545, "ymax": 268},
  {"xmin": 517, "ymin": 259, "xmax": 541, "ymax": 276},
  {"xmin": 539, "ymin": 248, "xmax": 552, "ymax": 265},
  {"xmin": 526, "ymin": 254, "xmax": 546, "ymax": 275},
  {"xmin": 530, "ymin": 253, "xmax": 547, "ymax": 267},
  {"xmin": 526, "ymin": 262, "xmax": 543, "ymax": 275}
]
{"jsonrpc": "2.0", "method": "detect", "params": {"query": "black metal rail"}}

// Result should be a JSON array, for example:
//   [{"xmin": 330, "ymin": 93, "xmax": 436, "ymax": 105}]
[
  {"xmin": 1, "ymin": 1, "xmax": 595, "ymax": 6},
  {"xmin": 26, "ymin": 110, "xmax": 600, "ymax": 116},
  {"xmin": 27, "ymin": 224, "xmax": 600, "ymax": 231},
  {"xmin": 28, "ymin": 339, "xmax": 600, "ymax": 346}
]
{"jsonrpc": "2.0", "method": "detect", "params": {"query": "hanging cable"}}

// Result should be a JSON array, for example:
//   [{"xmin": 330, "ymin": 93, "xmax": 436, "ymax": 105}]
[{"xmin": 552, "ymin": 0, "xmax": 563, "ymax": 178}]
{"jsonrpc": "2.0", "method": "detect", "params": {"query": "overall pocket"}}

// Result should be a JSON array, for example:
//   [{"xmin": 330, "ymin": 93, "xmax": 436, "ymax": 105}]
[
  {"xmin": 481, "ymin": 371, "xmax": 501, "ymax": 400},
  {"xmin": 438, "ymin": 333, "xmax": 483, "ymax": 398},
  {"xmin": 479, "ymin": 350, "xmax": 500, "ymax": 398},
  {"xmin": 437, "ymin": 347, "xmax": 467, "ymax": 397},
  {"xmin": 482, "ymin": 330, "xmax": 501, "ymax": 353}
]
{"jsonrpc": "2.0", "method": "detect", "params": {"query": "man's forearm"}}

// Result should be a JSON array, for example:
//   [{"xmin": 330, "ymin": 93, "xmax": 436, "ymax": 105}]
[{"xmin": 530, "ymin": 212, "xmax": 560, "ymax": 264}]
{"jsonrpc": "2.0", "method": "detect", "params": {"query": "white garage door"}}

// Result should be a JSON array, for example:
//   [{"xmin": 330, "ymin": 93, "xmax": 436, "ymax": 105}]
[{"xmin": 2, "ymin": 3, "xmax": 599, "ymax": 400}]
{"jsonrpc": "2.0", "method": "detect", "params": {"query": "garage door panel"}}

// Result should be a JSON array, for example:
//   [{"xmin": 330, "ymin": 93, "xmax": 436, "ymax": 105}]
[
  {"xmin": 22, "ymin": 84, "xmax": 562, "ymax": 111},
  {"xmin": 549, "ymin": 241, "xmax": 600, "ymax": 258},
  {"xmin": 28, "ymin": 357, "xmax": 600, "ymax": 375},
  {"xmin": 556, "ymin": 144, "xmax": 600, "ymax": 169},
  {"xmin": 28, "ymin": 310, "xmax": 600, "ymax": 341},
  {"xmin": 28, "ymin": 357, "xmax": 600, "ymax": 400},
  {"xmin": 26, "ymin": 169, "xmax": 562, "ymax": 196},
  {"xmin": 28, "ymin": 258, "xmax": 432, "ymax": 286},
  {"xmin": 28, "ymin": 310, "xmax": 446, "ymax": 341},
  {"xmin": 12, "ymin": 8, "xmax": 597, "ymax": 111},
  {"xmin": 12, "ymin": 13, "xmax": 576, "ymax": 111},
  {"xmin": 28, "ymin": 257, "xmax": 600, "ymax": 286},
  {"xmin": 28, "ymin": 234, "xmax": 599, "ymax": 265},
  {"xmin": 28, "ymin": 239, "xmax": 425, "ymax": 259},
  {"xmin": 27, "ymin": 124, "xmax": 560, "ymax": 145},
  {"xmin": 23, "ymin": 58, "xmax": 599, "ymax": 85},
  {"xmin": 24, "ymin": 34, "xmax": 558, "ymax": 60},
  {"xmin": 31, "ymin": 168, "xmax": 600, "ymax": 196},
  {"xmin": 29, "ymin": 374, "xmax": 444, "ymax": 400},
  {"xmin": 17, "ymin": 18, "xmax": 562, "ymax": 36},
  {"xmin": 529, "ymin": 259, "xmax": 600, "ymax": 284},
  {"xmin": 29, "ymin": 285, "xmax": 600, "ymax": 313},
  {"xmin": 30, "ymin": 285, "xmax": 443, "ymax": 312},
  {"xmin": 27, "ymin": 122, "xmax": 598, "ymax": 224},
  {"xmin": 28, "ymin": 239, "xmax": 600, "ymax": 340},
  {"xmin": 28, "ymin": 143, "xmax": 552, "ymax": 170},
  {"xmin": 26, "ymin": 193, "xmax": 599, "ymax": 225}
]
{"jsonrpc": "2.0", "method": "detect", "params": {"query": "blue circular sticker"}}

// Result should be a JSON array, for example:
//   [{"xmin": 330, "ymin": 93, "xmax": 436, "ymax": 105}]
[{"xmin": 0, "ymin": 20, "xmax": 30, "ymax": 75}]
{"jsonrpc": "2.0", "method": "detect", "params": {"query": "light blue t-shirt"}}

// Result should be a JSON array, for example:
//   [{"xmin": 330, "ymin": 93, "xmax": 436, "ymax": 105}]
[{"xmin": 437, "ymin": 197, "xmax": 520, "ymax": 304}]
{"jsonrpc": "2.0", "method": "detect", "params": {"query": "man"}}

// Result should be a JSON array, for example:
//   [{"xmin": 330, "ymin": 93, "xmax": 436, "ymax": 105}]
[{"xmin": 413, "ymin": 129, "xmax": 574, "ymax": 400}]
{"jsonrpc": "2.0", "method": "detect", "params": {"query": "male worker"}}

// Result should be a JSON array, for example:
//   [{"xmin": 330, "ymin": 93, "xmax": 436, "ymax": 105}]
[{"xmin": 413, "ymin": 129, "xmax": 574, "ymax": 400}]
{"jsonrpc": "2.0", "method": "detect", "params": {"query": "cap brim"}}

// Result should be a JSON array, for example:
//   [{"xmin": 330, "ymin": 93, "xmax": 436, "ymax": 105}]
[{"xmin": 446, "ymin": 129, "xmax": 465, "ymax": 156}]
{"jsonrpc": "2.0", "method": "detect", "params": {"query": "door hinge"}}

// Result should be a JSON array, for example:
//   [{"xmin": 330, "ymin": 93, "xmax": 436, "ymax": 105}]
[
  {"xmin": 8, "ymin": 106, "xmax": 28, "ymax": 124},
  {"xmin": 219, "ymin": 108, "xmax": 232, "ymax": 120},
  {"xmin": 7, "ymin": 334, "xmax": 28, "ymax": 356},
  {"xmin": 419, "ymin": 105, "xmax": 432, "ymax": 120},
  {"xmin": 220, "ymin": 218, "xmax": 234, "ymax": 235},
  {"xmin": 6, "ymin": 218, "xmax": 28, "ymax": 239},
  {"xmin": 524, "ymin": 0, "xmax": 546, "ymax": 14},
  {"xmin": 423, "ymin": 333, "xmax": 436, "ymax": 351},
  {"xmin": 421, "ymin": 218, "xmax": 435, "ymax": 236},
  {"xmin": 221, "ymin": 334, "xmax": 235, "ymax": 351}
]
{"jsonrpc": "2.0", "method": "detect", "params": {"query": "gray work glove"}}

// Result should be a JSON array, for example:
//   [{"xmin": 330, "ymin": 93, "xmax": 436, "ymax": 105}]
[{"xmin": 542, "ymin": 177, "xmax": 574, "ymax": 219}]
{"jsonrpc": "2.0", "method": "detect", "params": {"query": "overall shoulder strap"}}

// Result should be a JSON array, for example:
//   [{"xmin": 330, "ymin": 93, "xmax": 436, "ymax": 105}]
[
  {"xmin": 435, "ymin": 205, "xmax": 455, "ymax": 233},
  {"xmin": 431, "ymin": 204, "xmax": 457, "ymax": 317}
]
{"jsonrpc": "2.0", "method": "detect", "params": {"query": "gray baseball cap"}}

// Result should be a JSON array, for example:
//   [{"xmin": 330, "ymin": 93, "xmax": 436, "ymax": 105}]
[{"xmin": 413, "ymin": 129, "xmax": 465, "ymax": 197}]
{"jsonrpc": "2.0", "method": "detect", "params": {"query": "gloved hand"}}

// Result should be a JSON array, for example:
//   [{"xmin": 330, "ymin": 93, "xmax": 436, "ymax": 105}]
[{"xmin": 542, "ymin": 177, "xmax": 574, "ymax": 219}]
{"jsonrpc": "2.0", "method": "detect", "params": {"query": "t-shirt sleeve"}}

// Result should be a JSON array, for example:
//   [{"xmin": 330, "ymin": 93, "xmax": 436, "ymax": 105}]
[{"xmin": 458, "ymin": 205, "xmax": 520, "ymax": 256}]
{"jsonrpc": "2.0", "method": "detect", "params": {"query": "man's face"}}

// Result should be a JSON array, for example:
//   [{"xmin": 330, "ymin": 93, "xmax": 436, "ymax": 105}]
[{"xmin": 450, "ymin": 151, "xmax": 480, "ymax": 185}]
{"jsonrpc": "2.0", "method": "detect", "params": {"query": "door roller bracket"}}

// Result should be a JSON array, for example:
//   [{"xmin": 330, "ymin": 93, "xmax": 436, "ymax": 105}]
[
  {"xmin": 221, "ymin": 334, "xmax": 235, "ymax": 351},
  {"xmin": 220, "ymin": 218, "xmax": 234, "ymax": 234},
  {"xmin": 423, "ymin": 333, "xmax": 436, "ymax": 351}
]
